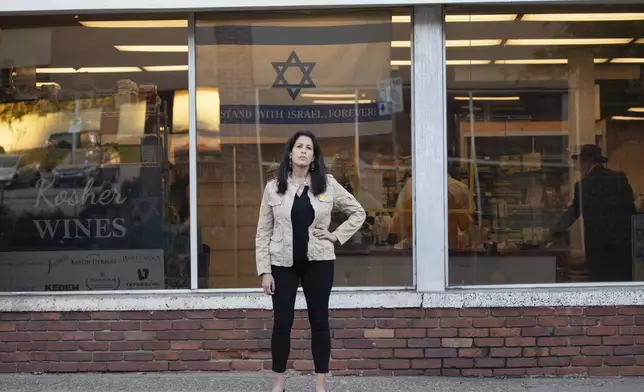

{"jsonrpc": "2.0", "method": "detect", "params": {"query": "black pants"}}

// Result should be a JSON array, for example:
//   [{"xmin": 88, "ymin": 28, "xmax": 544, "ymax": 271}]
[{"xmin": 271, "ymin": 261, "xmax": 334, "ymax": 374}]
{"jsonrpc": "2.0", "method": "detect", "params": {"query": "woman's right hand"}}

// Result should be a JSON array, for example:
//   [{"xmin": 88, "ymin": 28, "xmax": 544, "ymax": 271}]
[{"xmin": 261, "ymin": 273, "xmax": 275, "ymax": 295}]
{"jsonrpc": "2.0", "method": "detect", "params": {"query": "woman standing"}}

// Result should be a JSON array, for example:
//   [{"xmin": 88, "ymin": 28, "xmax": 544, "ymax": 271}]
[{"xmin": 256, "ymin": 130, "xmax": 366, "ymax": 392}]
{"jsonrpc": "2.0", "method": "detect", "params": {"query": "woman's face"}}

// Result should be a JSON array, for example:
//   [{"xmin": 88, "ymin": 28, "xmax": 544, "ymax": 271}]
[{"xmin": 290, "ymin": 136, "xmax": 315, "ymax": 169}]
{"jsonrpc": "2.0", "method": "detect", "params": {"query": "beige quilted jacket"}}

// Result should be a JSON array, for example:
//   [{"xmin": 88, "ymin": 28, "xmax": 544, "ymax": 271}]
[{"xmin": 255, "ymin": 174, "xmax": 366, "ymax": 276}]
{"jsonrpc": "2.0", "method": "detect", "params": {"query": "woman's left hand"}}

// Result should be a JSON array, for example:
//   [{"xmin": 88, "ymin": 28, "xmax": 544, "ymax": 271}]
[{"xmin": 313, "ymin": 227, "xmax": 337, "ymax": 243}]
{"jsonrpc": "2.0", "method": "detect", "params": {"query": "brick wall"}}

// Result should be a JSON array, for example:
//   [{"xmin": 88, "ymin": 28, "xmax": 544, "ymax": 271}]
[{"xmin": 1, "ymin": 307, "xmax": 644, "ymax": 376}]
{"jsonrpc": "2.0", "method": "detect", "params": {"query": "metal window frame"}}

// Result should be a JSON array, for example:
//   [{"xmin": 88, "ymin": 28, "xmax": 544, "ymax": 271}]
[{"xmin": 412, "ymin": 5, "xmax": 447, "ymax": 292}]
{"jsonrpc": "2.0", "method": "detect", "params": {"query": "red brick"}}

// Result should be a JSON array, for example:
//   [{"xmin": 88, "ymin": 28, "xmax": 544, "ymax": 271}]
[
  {"xmin": 605, "ymin": 356, "xmax": 636, "ymax": 366},
  {"xmin": 527, "ymin": 367, "xmax": 557, "ymax": 376},
  {"xmin": 184, "ymin": 311, "xmax": 214, "ymax": 319},
  {"xmin": 79, "ymin": 342, "xmax": 109, "ymax": 351},
  {"xmin": 443, "ymin": 358, "xmax": 473, "ymax": 368},
  {"xmin": 60, "ymin": 352, "xmax": 92, "ymax": 362},
  {"xmin": 475, "ymin": 358, "xmax": 506, "ymax": 368},
  {"xmin": 0, "ymin": 333, "xmax": 30, "ymax": 342},
  {"xmin": 490, "ymin": 308, "xmax": 521, "ymax": 317},
  {"xmin": 343, "ymin": 340, "xmax": 375, "ymax": 349},
  {"xmin": 171, "ymin": 341, "xmax": 202, "ymax": 350},
  {"xmin": 47, "ymin": 342, "xmax": 78, "ymax": 351},
  {"xmin": 459, "ymin": 328, "xmax": 489, "ymax": 338},
  {"xmin": 403, "ymin": 338, "xmax": 441, "ymax": 348},
  {"xmin": 110, "ymin": 322, "xmax": 141, "ymax": 331},
  {"xmin": 362, "ymin": 309, "xmax": 394, "ymax": 318},
  {"xmin": 154, "ymin": 351, "xmax": 180, "ymax": 361},
  {"xmin": 124, "ymin": 331, "xmax": 156, "ymax": 341},
  {"xmin": 539, "ymin": 357, "xmax": 570, "ymax": 367},
  {"xmin": 361, "ymin": 349, "xmax": 393, "ymax": 359},
  {"xmin": 0, "ymin": 344, "xmax": 16, "ymax": 352},
  {"xmin": 31, "ymin": 352, "xmax": 59, "ymax": 361},
  {"xmin": 507, "ymin": 358, "xmax": 537, "ymax": 368},
  {"xmin": 474, "ymin": 338, "xmax": 504, "ymax": 347},
  {"xmin": 494, "ymin": 368, "xmax": 527, "ymax": 376},
  {"xmin": 380, "ymin": 359, "xmax": 410, "ymax": 369},
  {"xmin": 442, "ymin": 338, "xmax": 472, "ymax": 348},
  {"xmin": 411, "ymin": 359, "xmax": 441, "ymax": 369},
  {"xmin": 538, "ymin": 317, "xmax": 568, "ymax": 327},
  {"xmin": 363, "ymin": 329, "xmax": 393, "ymax": 339},
  {"xmin": 459, "ymin": 348, "xmax": 489, "ymax": 358},
  {"xmin": 582, "ymin": 346, "xmax": 613, "ymax": 356},
  {"xmin": 344, "ymin": 319, "xmax": 376, "ymax": 329},
  {"xmin": 572, "ymin": 356, "xmax": 603, "ymax": 367},
  {"xmin": 459, "ymin": 309, "xmax": 490, "ymax": 318},
  {"xmin": 426, "ymin": 309, "xmax": 460, "ymax": 317},
  {"xmin": 202, "ymin": 320, "xmax": 235, "ymax": 330},
  {"xmin": 19, "ymin": 323, "xmax": 49, "ymax": 332},
  {"xmin": 618, "ymin": 326, "xmax": 644, "ymax": 335},
  {"xmin": 570, "ymin": 317, "xmax": 599, "ymax": 326},
  {"xmin": 588, "ymin": 367, "xmax": 622, "ymax": 376},
  {"xmin": 78, "ymin": 322, "xmax": 109, "ymax": 331},
  {"xmin": 394, "ymin": 349, "xmax": 424, "ymax": 358},
  {"xmin": 424, "ymin": 348, "xmax": 457, "ymax": 358},
  {"xmin": 1, "ymin": 352, "xmax": 30, "ymax": 362},
  {"xmin": 30, "ymin": 333, "xmax": 61, "ymax": 341},
  {"xmin": 490, "ymin": 348, "xmax": 522, "ymax": 357},
  {"xmin": 618, "ymin": 307, "xmax": 644, "ymax": 315},
  {"xmin": 107, "ymin": 362, "xmax": 140, "ymax": 372},
  {"xmin": 440, "ymin": 318, "xmax": 471, "ymax": 328},
  {"xmin": 292, "ymin": 360, "xmax": 314, "ymax": 371},
  {"xmin": 585, "ymin": 307, "xmax": 616, "ymax": 316},
  {"xmin": 570, "ymin": 336, "xmax": 602, "ymax": 346},
  {"xmin": 245, "ymin": 310, "xmax": 272, "ymax": 319},
  {"xmin": 555, "ymin": 308, "xmax": 584, "ymax": 316},
  {"xmin": 110, "ymin": 341, "xmax": 141, "ymax": 351},
  {"xmin": 31, "ymin": 313, "xmax": 61, "ymax": 321},
  {"xmin": 587, "ymin": 326, "xmax": 618, "ymax": 336},
  {"xmin": 61, "ymin": 332, "xmax": 93, "ymax": 341},
  {"xmin": 537, "ymin": 337, "xmax": 569, "ymax": 346},
  {"xmin": 554, "ymin": 327, "xmax": 585, "ymax": 336},
  {"xmin": 522, "ymin": 347, "xmax": 549, "ymax": 357},
  {"xmin": 122, "ymin": 311, "xmax": 154, "ymax": 320},
  {"xmin": 394, "ymin": 309, "xmax": 425, "ymax": 318},
  {"xmin": 234, "ymin": 320, "xmax": 265, "ymax": 329},
  {"xmin": 603, "ymin": 316, "xmax": 633, "ymax": 326},
  {"xmin": 0, "ymin": 313, "xmax": 29, "ymax": 321},
  {"xmin": 603, "ymin": 336, "xmax": 635, "ymax": 346},
  {"xmin": 141, "ymin": 321, "xmax": 172, "ymax": 331},
  {"xmin": 472, "ymin": 319, "xmax": 504, "ymax": 328},
  {"xmin": 16, "ymin": 342, "xmax": 47, "ymax": 351},
  {"xmin": 90, "ymin": 312, "xmax": 120, "ymax": 320},
  {"xmin": 181, "ymin": 351, "xmax": 211, "ymax": 361},
  {"xmin": 426, "ymin": 329, "xmax": 457, "ymax": 338},
  {"xmin": 49, "ymin": 362, "xmax": 77, "ymax": 372},
  {"xmin": 633, "ymin": 316, "xmax": 644, "ymax": 325},
  {"xmin": 95, "ymin": 332, "xmax": 124, "ymax": 341},
  {"xmin": 379, "ymin": 319, "xmax": 411, "ymax": 329},
  {"xmin": 79, "ymin": 363, "xmax": 108, "ymax": 372},
  {"xmin": 375, "ymin": 339, "xmax": 407, "ymax": 348},
  {"xmin": 550, "ymin": 347, "xmax": 580, "ymax": 356},
  {"xmin": 462, "ymin": 369, "xmax": 493, "ymax": 377},
  {"xmin": 46, "ymin": 321, "xmax": 78, "ymax": 331},
  {"xmin": 505, "ymin": 337, "xmax": 535, "ymax": 347},
  {"xmin": 0, "ymin": 364, "xmax": 16, "ymax": 373},
  {"xmin": 490, "ymin": 328, "xmax": 520, "ymax": 337},
  {"xmin": 506, "ymin": 318, "xmax": 536, "ymax": 328},
  {"xmin": 395, "ymin": 329, "xmax": 425, "ymax": 338},
  {"xmin": 522, "ymin": 308, "xmax": 555, "ymax": 317},
  {"xmin": 613, "ymin": 346, "xmax": 644, "ymax": 355},
  {"xmin": 142, "ymin": 341, "xmax": 170, "ymax": 351},
  {"xmin": 522, "ymin": 328, "xmax": 553, "ymax": 337},
  {"xmin": 138, "ymin": 362, "xmax": 170, "ymax": 372},
  {"xmin": 172, "ymin": 321, "xmax": 201, "ymax": 330},
  {"xmin": 557, "ymin": 367, "xmax": 588, "ymax": 376},
  {"xmin": 93, "ymin": 352, "xmax": 123, "ymax": 362}
]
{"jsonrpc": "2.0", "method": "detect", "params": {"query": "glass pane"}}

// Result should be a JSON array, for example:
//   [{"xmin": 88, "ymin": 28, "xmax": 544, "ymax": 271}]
[
  {"xmin": 445, "ymin": 4, "xmax": 644, "ymax": 285},
  {"xmin": 196, "ymin": 9, "xmax": 413, "ymax": 288},
  {"xmin": 0, "ymin": 14, "xmax": 191, "ymax": 291}
]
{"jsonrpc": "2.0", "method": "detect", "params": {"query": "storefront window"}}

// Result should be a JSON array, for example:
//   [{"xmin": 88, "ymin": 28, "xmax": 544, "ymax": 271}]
[
  {"xmin": 0, "ymin": 15, "xmax": 192, "ymax": 291},
  {"xmin": 195, "ymin": 9, "xmax": 413, "ymax": 288},
  {"xmin": 446, "ymin": 5, "xmax": 644, "ymax": 285}
]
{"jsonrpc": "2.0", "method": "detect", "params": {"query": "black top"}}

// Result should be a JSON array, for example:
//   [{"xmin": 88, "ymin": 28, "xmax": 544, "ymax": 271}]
[{"xmin": 291, "ymin": 185, "xmax": 315, "ymax": 266}]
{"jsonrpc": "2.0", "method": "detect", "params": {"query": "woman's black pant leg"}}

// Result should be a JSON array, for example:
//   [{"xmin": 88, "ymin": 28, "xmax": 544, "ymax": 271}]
[
  {"xmin": 301, "ymin": 260, "xmax": 334, "ymax": 374},
  {"xmin": 270, "ymin": 265, "xmax": 299, "ymax": 373}
]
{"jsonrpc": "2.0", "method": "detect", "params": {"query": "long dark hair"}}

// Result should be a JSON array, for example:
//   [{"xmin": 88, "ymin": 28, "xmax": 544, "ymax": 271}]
[{"xmin": 276, "ymin": 130, "xmax": 327, "ymax": 196}]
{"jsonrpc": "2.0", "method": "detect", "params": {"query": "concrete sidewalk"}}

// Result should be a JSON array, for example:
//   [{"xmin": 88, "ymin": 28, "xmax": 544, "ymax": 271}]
[{"xmin": 1, "ymin": 373, "xmax": 643, "ymax": 392}]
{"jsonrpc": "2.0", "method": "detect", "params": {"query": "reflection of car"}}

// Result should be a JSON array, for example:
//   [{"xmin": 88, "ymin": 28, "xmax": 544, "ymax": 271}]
[
  {"xmin": 52, "ymin": 149, "xmax": 120, "ymax": 187},
  {"xmin": 0, "ymin": 155, "xmax": 41, "ymax": 188}
]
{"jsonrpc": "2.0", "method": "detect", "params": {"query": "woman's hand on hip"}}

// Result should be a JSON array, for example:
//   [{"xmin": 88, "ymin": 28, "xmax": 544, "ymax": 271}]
[
  {"xmin": 261, "ymin": 273, "xmax": 275, "ymax": 295},
  {"xmin": 313, "ymin": 227, "xmax": 337, "ymax": 243}
]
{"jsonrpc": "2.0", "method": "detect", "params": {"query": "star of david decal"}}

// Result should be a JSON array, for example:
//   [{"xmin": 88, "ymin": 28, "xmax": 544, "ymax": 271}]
[{"xmin": 271, "ymin": 50, "xmax": 316, "ymax": 100}]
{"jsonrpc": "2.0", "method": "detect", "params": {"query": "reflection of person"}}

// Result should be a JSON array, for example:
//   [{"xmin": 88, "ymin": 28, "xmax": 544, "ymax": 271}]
[
  {"xmin": 550, "ymin": 144, "xmax": 636, "ymax": 282},
  {"xmin": 390, "ymin": 174, "xmax": 472, "ymax": 249},
  {"xmin": 256, "ymin": 130, "xmax": 365, "ymax": 392}
]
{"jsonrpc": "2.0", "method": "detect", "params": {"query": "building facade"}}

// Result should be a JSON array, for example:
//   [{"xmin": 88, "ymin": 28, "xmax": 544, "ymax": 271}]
[{"xmin": 1, "ymin": 0, "xmax": 644, "ymax": 376}]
